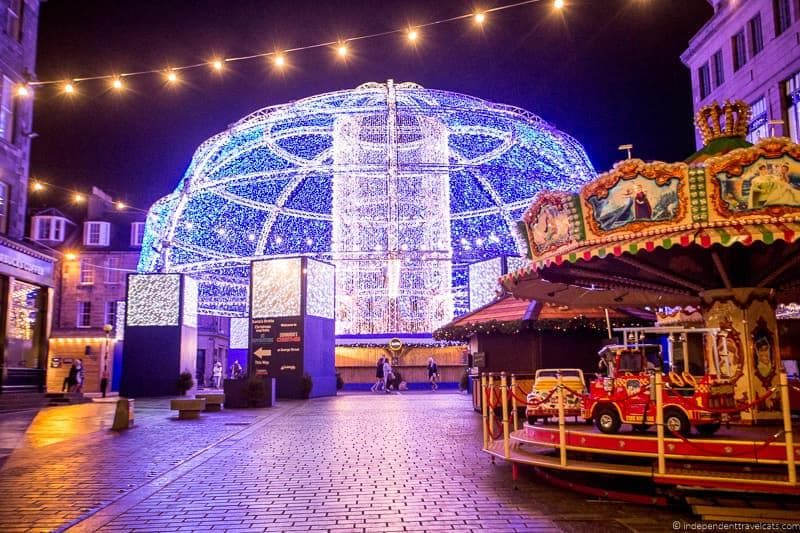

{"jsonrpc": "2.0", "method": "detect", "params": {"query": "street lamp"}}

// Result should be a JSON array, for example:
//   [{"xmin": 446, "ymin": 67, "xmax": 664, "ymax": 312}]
[{"xmin": 102, "ymin": 323, "xmax": 113, "ymax": 397}]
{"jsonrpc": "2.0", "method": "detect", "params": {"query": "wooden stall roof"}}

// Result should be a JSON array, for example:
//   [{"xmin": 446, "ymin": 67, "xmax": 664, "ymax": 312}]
[{"xmin": 448, "ymin": 295, "xmax": 633, "ymax": 329}]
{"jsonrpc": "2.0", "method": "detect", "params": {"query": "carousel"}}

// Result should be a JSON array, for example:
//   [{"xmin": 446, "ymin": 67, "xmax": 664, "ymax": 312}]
[{"xmin": 482, "ymin": 101, "xmax": 800, "ymax": 516}]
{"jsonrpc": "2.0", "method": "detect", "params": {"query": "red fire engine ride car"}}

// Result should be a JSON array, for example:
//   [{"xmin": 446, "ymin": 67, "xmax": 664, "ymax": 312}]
[{"xmin": 527, "ymin": 327, "xmax": 738, "ymax": 436}]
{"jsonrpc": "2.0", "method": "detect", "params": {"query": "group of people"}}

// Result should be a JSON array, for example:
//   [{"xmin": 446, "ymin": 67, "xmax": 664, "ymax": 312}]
[
  {"xmin": 370, "ymin": 356, "xmax": 440, "ymax": 392},
  {"xmin": 209, "ymin": 359, "xmax": 243, "ymax": 388},
  {"xmin": 61, "ymin": 359, "xmax": 84, "ymax": 393}
]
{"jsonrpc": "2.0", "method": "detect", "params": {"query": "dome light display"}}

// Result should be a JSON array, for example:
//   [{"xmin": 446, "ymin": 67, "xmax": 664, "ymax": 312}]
[{"xmin": 139, "ymin": 80, "xmax": 595, "ymax": 334}]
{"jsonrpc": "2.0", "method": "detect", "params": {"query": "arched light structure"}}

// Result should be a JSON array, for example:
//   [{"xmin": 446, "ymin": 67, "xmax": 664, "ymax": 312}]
[{"xmin": 139, "ymin": 81, "xmax": 595, "ymax": 334}]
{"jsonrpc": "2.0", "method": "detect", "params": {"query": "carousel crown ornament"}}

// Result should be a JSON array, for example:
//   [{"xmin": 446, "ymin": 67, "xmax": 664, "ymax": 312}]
[{"xmin": 694, "ymin": 100, "xmax": 752, "ymax": 146}]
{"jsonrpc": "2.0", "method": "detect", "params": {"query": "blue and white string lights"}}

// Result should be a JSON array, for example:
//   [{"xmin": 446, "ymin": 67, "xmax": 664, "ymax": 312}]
[{"xmin": 139, "ymin": 81, "xmax": 595, "ymax": 333}]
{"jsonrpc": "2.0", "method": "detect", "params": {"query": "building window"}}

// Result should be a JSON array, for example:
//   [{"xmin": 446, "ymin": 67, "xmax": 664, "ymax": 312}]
[
  {"xmin": 0, "ymin": 76, "xmax": 15, "ymax": 143},
  {"xmin": 732, "ymin": 30, "xmax": 747, "ymax": 72},
  {"xmin": 775, "ymin": 0, "xmax": 792, "ymax": 36},
  {"xmin": 105, "ymin": 257, "xmax": 121, "ymax": 284},
  {"xmin": 0, "ymin": 181, "xmax": 7, "ymax": 234},
  {"xmin": 747, "ymin": 97, "xmax": 769, "ymax": 143},
  {"xmin": 104, "ymin": 301, "xmax": 118, "ymax": 328},
  {"xmin": 79, "ymin": 259, "xmax": 94, "ymax": 285},
  {"xmin": 787, "ymin": 71, "xmax": 800, "ymax": 143},
  {"xmin": 5, "ymin": 0, "xmax": 22, "ymax": 42},
  {"xmin": 130, "ymin": 222, "xmax": 145, "ymax": 247},
  {"xmin": 84, "ymin": 221, "xmax": 110, "ymax": 246},
  {"xmin": 712, "ymin": 50, "xmax": 725, "ymax": 87},
  {"xmin": 698, "ymin": 63, "xmax": 711, "ymax": 99},
  {"xmin": 77, "ymin": 301, "xmax": 92, "ymax": 328},
  {"xmin": 31, "ymin": 216, "xmax": 66, "ymax": 242},
  {"xmin": 748, "ymin": 14, "xmax": 764, "ymax": 56}
]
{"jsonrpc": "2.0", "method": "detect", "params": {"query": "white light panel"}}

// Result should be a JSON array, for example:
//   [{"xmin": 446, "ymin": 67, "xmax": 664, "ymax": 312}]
[
  {"xmin": 229, "ymin": 317, "xmax": 249, "ymax": 349},
  {"xmin": 127, "ymin": 274, "xmax": 181, "ymax": 326},
  {"xmin": 469, "ymin": 257, "xmax": 503, "ymax": 311},
  {"xmin": 115, "ymin": 301, "xmax": 126, "ymax": 340},
  {"xmin": 183, "ymin": 276, "xmax": 198, "ymax": 328},
  {"xmin": 306, "ymin": 259, "xmax": 335, "ymax": 319},
  {"xmin": 251, "ymin": 258, "xmax": 302, "ymax": 318}
]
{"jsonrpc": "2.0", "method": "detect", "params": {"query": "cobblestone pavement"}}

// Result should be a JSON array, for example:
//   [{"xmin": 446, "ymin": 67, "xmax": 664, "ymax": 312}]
[{"xmin": 0, "ymin": 392, "xmax": 692, "ymax": 532}]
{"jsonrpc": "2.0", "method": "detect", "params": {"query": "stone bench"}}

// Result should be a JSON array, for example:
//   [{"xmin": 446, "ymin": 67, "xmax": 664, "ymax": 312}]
[
  {"xmin": 195, "ymin": 393, "xmax": 225, "ymax": 412},
  {"xmin": 170, "ymin": 398, "xmax": 206, "ymax": 420}
]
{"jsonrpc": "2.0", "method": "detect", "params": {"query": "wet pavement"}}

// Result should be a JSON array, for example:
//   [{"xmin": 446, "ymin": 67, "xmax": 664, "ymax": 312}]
[{"xmin": 0, "ymin": 392, "xmax": 693, "ymax": 532}]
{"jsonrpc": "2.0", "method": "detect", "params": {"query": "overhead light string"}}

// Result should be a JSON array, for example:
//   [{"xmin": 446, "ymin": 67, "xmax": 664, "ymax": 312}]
[
  {"xmin": 29, "ymin": 178, "xmax": 149, "ymax": 214},
  {"xmin": 16, "ymin": 0, "xmax": 567, "ymax": 96}
]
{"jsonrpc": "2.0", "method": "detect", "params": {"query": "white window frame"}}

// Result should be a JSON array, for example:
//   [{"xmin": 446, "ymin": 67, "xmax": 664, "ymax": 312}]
[
  {"xmin": 788, "ymin": 71, "xmax": 800, "ymax": 143},
  {"xmin": 0, "ymin": 76, "xmax": 14, "ymax": 143},
  {"xmin": 747, "ymin": 96, "xmax": 769, "ymax": 143},
  {"xmin": 77, "ymin": 301, "xmax": 91, "ymax": 328},
  {"xmin": 79, "ymin": 259, "xmax": 94, "ymax": 285},
  {"xmin": 31, "ymin": 216, "xmax": 66, "ymax": 242},
  {"xmin": 104, "ymin": 301, "xmax": 118, "ymax": 328},
  {"xmin": 84, "ymin": 221, "xmax": 110, "ymax": 246},
  {"xmin": 5, "ymin": 0, "xmax": 21, "ymax": 42},
  {"xmin": 104, "ymin": 256, "xmax": 121, "ymax": 284},
  {"xmin": 130, "ymin": 222, "xmax": 145, "ymax": 247}
]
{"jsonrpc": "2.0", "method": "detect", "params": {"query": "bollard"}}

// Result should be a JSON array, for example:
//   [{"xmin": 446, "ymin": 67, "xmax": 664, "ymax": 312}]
[
  {"xmin": 511, "ymin": 374, "xmax": 519, "ymax": 432},
  {"xmin": 481, "ymin": 373, "xmax": 488, "ymax": 450},
  {"xmin": 779, "ymin": 372, "xmax": 796, "ymax": 485},
  {"xmin": 112, "ymin": 398, "xmax": 134, "ymax": 430},
  {"xmin": 557, "ymin": 370, "xmax": 567, "ymax": 467},
  {"xmin": 501, "ymin": 372, "xmax": 510, "ymax": 459},
  {"xmin": 655, "ymin": 372, "xmax": 666, "ymax": 475},
  {"xmin": 488, "ymin": 373, "xmax": 496, "ymax": 444}
]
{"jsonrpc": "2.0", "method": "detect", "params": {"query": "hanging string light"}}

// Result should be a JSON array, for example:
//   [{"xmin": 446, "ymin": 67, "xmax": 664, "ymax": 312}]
[
  {"xmin": 30, "ymin": 178, "xmax": 149, "ymax": 214},
  {"xmin": 20, "ymin": 0, "xmax": 565, "ymax": 98}
]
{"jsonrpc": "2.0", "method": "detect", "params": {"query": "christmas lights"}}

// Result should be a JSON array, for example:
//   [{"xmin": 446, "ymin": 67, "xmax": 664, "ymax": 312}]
[
  {"xmin": 126, "ymin": 274, "xmax": 181, "ymax": 326},
  {"xmin": 139, "ymin": 82, "xmax": 595, "ymax": 334},
  {"xmin": 251, "ymin": 258, "xmax": 302, "ymax": 318},
  {"xmin": 229, "ymin": 317, "xmax": 249, "ymax": 349},
  {"xmin": 306, "ymin": 258, "xmax": 335, "ymax": 319}
]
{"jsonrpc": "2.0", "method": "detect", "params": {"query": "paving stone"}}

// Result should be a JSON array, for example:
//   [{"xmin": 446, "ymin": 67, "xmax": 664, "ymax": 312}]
[{"xmin": 0, "ymin": 393, "xmax": 694, "ymax": 531}]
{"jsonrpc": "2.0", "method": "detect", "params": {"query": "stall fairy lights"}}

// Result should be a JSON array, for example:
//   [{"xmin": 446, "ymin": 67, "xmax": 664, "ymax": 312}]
[{"xmin": 139, "ymin": 81, "xmax": 596, "ymax": 334}]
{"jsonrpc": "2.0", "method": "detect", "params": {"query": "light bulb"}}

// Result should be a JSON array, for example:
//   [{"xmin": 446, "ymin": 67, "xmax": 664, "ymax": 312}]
[
  {"xmin": 111, "ymin": 77, "xmax": 124, "ymax": 90},
  {"xmin": 63, "ymin": 82, "xmax": 75, "ymax": 94},
  {"xmin": 211, "ymin": 59, "xmax": 224, "ymax": 71},
  {"xmin": 166, "ymin": 70, "xmax": 178, "ymax": 83},
  {"xmin": 15, "ymin": 84, "xmax": 30, "ymax": 98},
  {"xmin": 337, "ymin": 44, "xmax": 348, "ymax": 58},
  {"xmin": 554, "ymin": 0, "xmax": 565, "ymax": 8},
  {"xmin": 407, "ymin": 29, "xmax": 419, "ymax": 42},
  {"xmin": 474, "ymin": 12, "xmax": 486, "ymax": 24}
]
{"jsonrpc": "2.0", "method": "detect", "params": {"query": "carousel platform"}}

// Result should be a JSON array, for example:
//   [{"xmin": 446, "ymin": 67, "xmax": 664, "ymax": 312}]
[{"xmin": 484, "ymin": 423, "xmax": 800, "ymax": 496}]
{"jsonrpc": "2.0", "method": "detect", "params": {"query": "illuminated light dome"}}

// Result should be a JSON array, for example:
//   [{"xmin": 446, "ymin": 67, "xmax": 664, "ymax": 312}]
[{"xmin": 139, "ymin": 80, "xmax": 595, "ymax": 333}]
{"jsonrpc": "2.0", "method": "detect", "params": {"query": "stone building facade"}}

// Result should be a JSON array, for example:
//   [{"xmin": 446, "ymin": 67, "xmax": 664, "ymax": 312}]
[
  {"xmin": 0, "ymin": 0, "xmax": 54, "ymax": 394},
  {"xmin": 682, "ymin": 0, "xmax": 800, "ymax": 148}
]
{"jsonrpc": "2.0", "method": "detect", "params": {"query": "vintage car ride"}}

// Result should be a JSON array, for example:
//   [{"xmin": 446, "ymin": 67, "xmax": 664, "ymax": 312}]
[
  {"xmin": 583, "ymin": 327, "xmax": 738, "ymax": 436},
  {"xmin": 525, "ymin": 368, "xmax": 586, "ymax": 425}
]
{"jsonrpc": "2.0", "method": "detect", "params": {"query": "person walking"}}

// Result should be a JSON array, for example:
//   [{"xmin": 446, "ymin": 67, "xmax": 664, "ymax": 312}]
[
  {"xmin": 427, "ymin": 357, "xmax": 439, "ymax": 391},
  {"xmin": 231, "ymin": 360, "xmax": 243, "ymax": 379},
  {"xmin": 383, "ymin": 358, "xmax": 394, "ymax": 393},
  {"xmin": 64, "ymin": 361, "xmax": 78, "ymax": 392},
  {"xmin": 212, "ymin": 360, "xmax": 223, "ymax": 388},
  {"xmin": 75, "ymin": 359, "xmax": 85, "ymax": 393},
  {"xmin": 371, "ymin": 356, "xmax": 385, "ymax": 392}
]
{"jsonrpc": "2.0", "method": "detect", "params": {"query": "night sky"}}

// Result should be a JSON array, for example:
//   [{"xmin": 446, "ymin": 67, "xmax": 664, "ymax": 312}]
[{"xmin": 29, "ymin": 0, "xmax": 713, "ymax": 210}]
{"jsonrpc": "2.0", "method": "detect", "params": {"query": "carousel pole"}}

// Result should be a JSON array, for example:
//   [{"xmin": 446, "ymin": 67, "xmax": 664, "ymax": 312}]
[
  {"xmin": 488, "ymin": 373, "xmax": 496, "ymax": 445},
  {"xmin": 510, "ymin": 374, "xmax": 519, "ymax": 432},
  {"xmin": 778, "ymin": 372, "xmax": 797, "ymax": 485},
  {"xmin": 501, "ymin": 372, "xmax": 510, "ymax": 459},
  {"xmin": 655, "ymin": 372, "xmax": 666, "ymax": 475},
  {"xmin": 481, "ymin": 373, "xmax": 488, "ymax": 450},
  {"xmin": 557, "ymin": 370, "xmax": 567, "ymax": 467}
]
